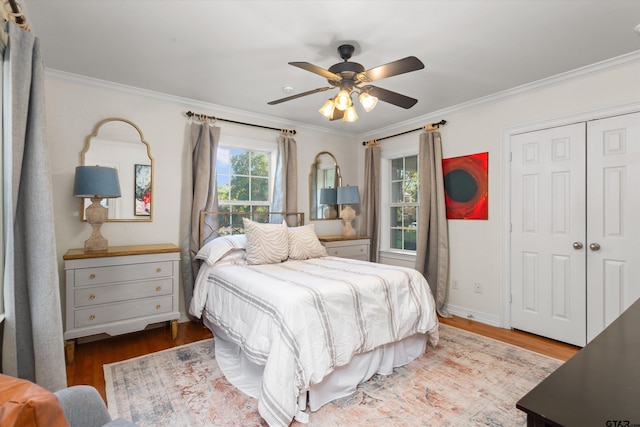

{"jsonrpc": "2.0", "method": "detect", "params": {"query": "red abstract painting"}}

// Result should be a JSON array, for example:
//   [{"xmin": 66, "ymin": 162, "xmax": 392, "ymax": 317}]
[{"xmin": 442, "ymin": 152, "xmax": 488, "ymax": 220}]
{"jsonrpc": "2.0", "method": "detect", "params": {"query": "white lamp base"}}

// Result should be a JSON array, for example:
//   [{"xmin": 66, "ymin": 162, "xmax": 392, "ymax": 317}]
[
  {"xmin": 340, "ymin": 205, "xmax": 356, "ymax": 236},
  {"xmin": 84, "ymin": 197, "xmax": 108, "ymax": 251}
]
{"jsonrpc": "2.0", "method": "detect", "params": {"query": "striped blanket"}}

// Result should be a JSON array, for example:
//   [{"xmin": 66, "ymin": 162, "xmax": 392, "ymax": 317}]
[{"xmin": 190, "ymin": 256, "xmax": 439, "ymax": 426}]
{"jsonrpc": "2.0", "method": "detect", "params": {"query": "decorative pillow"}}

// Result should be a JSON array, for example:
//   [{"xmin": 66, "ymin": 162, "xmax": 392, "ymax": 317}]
[
  {"xmin": 243, "ymin": 218, "xmax": 289, "ymax": 265},
  {"xmin": 195, "ymin": 234, "xmax": 247, "ymax": 266},
  {"xmin": 288, "ymin": 224, "xmax": 327, "ymax": 260}
]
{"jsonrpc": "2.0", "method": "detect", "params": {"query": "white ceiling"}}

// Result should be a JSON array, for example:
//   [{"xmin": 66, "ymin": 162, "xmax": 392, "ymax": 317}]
[{"xmin": 24, "ymin": 0, "xmax": 640, "ymax": 136}]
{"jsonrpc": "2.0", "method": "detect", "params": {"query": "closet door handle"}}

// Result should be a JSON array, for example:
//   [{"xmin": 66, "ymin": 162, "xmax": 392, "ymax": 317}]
[
  {"xmin": 589, "ymin": 243, "xmax": 601, "ymax": 251},
  {"xmin": 572, "ymin": 242, "xmax": 583, "ymax": 250}
]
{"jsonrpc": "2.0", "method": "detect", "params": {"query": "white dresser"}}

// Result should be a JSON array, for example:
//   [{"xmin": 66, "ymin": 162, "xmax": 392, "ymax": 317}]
[
  {"xmin": 318, "ymin": 235, "xmax": 371, "ymax": 261},
  {"xmin": 63, "ymin": 243, "xmax": 180, "ymax": 364}
]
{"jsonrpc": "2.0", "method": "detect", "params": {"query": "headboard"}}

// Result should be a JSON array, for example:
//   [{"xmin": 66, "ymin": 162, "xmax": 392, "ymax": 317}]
[{"xmin": 199, "ymin": 211, "xmax": 305, "ymax": 248}]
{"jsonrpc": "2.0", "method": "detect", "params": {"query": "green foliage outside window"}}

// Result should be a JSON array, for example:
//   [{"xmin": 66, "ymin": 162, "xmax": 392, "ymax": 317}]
[{"xmin": 217, "ymin": 148, "xmax": 270, "ymax": 213}]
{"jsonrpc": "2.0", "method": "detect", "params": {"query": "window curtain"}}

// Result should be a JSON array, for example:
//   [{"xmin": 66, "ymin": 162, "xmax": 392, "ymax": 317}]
[
  {"xmin": 184, "ymin": 121, "xmax": 220, "ymax": 313},
  {"xmin": 1, "ymin": 21, "xmax": 67, "ymax": 391},
  {"xmin": 361, "ymin": 143, "xmax": 380, "ymax": 262},
  {"xmin": 272, "ymin": 133, "xmax": 297, "ymax": 225},
  {"xmin": 415, "ymin": 131, "xmax": 451, "ymax": 318}
]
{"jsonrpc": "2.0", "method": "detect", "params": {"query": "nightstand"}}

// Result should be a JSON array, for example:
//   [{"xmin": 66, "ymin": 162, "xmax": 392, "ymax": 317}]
[
  {"xmin": 318, "ymin": 235, "xmax": 371, "ymax": 261},
  {"xmin": 62, "ymin": 243, "xmax": 180, "ymax": 364}
]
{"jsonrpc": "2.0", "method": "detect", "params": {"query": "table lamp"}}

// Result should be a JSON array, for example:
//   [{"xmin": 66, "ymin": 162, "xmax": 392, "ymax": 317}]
[
  {"xmin": 73, "ymin": 166, "xmax": 121, "ymax": 251},
  {"xmin": 319, "ymin": 187, "xmax": 338, "ymax": 219},
  {"xmin": 337, "ymin": 185, "xmax": 360, "ymax": 236}
]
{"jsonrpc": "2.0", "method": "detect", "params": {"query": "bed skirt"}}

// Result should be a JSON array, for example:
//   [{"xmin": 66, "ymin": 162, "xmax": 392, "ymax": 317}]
[{"xmin": 205, "ymin": 317, "xmax": 428, "ymax": 416}]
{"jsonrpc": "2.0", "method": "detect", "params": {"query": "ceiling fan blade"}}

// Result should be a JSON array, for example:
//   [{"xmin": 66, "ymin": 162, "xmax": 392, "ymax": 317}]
[
  {"xmin": 289, "ymin": 62, "xmax": 341, "ymax": 81},
  {"xmin": 267, "ymin": 87, "xmax": 332, "ymax": 105},
  {"xmin": 359, "ymin": 56, "xmax": 425, "ymax": 82},
  {"xmin": 367, "ymin": 86, "xmax": 418, "ymax": 109}
]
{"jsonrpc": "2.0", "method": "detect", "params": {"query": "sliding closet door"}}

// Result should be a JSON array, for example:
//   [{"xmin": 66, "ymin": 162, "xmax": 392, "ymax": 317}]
[
  {"xmin": 510, "ymin": 123, "xmax": 587, "ymax": 347},
  {"xmin": 586, "ymin": 112, "xmax": 640, "ymax": 342}
]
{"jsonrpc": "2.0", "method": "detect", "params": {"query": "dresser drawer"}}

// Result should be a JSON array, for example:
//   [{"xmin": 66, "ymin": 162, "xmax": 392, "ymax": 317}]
[
  {"xmin": 325, "ymin": 243, "xmax": 369, "ymax": 258},
  {"xmin": 74, "ymin": 278, "xmax": 173, "ymax": 307},
  {"xmin": 74, "ymin": 261, "xmax": 173, "ymax": 287},
  {"xmin": 74, "ymin": 295, "xmax": 174, "ymax": 328}
]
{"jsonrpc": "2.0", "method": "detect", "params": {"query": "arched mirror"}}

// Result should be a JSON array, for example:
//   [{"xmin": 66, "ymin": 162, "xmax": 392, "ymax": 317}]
[
  {"xmin": 309, "ymin": 151, "xmax": 342, "ymax": 220},
  {"xmin": 80, "ymin": 118, "xmax": 153, "ymax": 222}
]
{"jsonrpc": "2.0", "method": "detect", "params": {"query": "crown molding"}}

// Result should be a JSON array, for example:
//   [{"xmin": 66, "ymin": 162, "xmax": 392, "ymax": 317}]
[
  {"xmin": 46, "ymin": 49, "xmax": 640, "ymax": 143},
  {"xmin": 44, "ymin": 68, "xmax": 355, "ymax": 139},
  {"xmin": 358, "ymin": 50, "xmax": 640, "ymax": 142}
]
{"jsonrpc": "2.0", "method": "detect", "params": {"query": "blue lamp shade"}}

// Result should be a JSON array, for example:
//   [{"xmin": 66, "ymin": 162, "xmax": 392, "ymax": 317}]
[
  {"xmin": 73, "ymin": 166, "xmax": 122, "ymax": 198},
  {"xmin": 337, "ymin": 186, "xmax": 360, "ymax": 205},
  {"xmin": 319, "ymin": 187, "xmax": 337, "ymax": 205}
]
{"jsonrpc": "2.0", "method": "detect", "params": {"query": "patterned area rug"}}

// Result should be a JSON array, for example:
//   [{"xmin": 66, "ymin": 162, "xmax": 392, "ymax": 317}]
[{"xmin": 104, "ymin": 324, "xmax": 561, "ymax": 426}]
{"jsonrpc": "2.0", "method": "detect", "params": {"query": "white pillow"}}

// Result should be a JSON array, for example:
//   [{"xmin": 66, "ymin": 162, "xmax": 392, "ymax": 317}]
[
  {"xmin": 243, "ymin": 218, "xmax": 289, "ymax": 265},
  {"xmin": 288, "ymin": 224, "xmax": 327, "ymax": 260},
  {"xmin": 195, "ymin": 234, "xmax": 247, "ymax": 266}
]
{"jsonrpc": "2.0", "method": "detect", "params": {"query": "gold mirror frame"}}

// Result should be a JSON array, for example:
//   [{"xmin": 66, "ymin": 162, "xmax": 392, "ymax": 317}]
[
  {"xmin": 309, "ymin": 151, "xmax": 342, "ymax": 220},
  {"xmin": 79, "ymin": 118, "xmax": 153, "ymax": 222}
]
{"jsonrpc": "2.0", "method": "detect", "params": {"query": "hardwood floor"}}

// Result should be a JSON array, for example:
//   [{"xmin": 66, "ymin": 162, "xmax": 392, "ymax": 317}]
[
  {"xmin": 438, "ymin": 316, "xmax": 580, "ymax": 361},
  {"xmin": 66, "ymin": 316, "xmax": 580, "ymax": 402},
  {"xmin": 66, "ymin": 321, "xmax": 213, "ymax": 400}
]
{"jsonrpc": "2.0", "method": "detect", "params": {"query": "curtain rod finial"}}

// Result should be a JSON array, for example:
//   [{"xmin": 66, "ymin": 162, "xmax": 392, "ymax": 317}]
[{"xmin": 424, "ymin": 119, "xmax": 447, "ymax": 131}]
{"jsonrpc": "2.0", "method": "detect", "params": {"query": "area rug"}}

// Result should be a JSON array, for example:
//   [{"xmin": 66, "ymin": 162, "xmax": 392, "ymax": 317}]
[{"xmin": 104, "ymin": 324, "xmax": 561, "ymax": 426}]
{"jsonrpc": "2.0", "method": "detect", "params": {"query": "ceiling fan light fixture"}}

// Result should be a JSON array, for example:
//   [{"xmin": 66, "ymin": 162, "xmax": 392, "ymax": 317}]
[
  {"xmin": 319, "ymin": 98, "xmax": 336, "ymax": 118},
  {"xmin": 334, "ymin": 89, "xmax": 352, "ymax": 111},
  {"xmin": 358, "ymin": 91, "xmax": 378, "ymax": 112},
  {"xmin": 342, "ymin": 105, "xmax": 358, "ymax": 122}
]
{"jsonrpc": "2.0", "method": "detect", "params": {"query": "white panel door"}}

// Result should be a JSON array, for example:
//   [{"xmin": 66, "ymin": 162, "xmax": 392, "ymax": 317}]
[
  {"xmin": 586, "ymin": 112, "xmax": 640, "ymax": 342},
  {"xmin": 510, "ymin": 123, "xmax": 587, "ymax": 347}
]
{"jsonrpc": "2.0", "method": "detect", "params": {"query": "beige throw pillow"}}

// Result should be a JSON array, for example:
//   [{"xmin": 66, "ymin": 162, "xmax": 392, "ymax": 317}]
[
  {"xmin": 243, "ymin": 218, "xmax": 289, "ymax": 265},
  {"xmin": 288, "ymin": 224, "xmax": 327, "ymax": 260}
]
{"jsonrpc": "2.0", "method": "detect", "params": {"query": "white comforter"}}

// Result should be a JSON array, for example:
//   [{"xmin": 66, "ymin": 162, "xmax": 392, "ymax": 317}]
[{"xmin": 190, "ymin": 256, "xmax": 439, "ymax": 427}]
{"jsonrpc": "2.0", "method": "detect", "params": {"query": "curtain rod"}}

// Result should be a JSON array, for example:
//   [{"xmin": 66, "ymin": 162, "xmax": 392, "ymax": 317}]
[
  {"xmin": 186, "ymin": 111, "xmax": 296, "ymax": 135},
  {"xmin": 361, "ymin": 119, "xmax": 447, "ymax": 146}
]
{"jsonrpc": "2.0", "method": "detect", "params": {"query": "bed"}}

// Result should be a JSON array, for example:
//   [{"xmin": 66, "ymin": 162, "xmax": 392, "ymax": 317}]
[{"xmin": 189, "ymin": 212, "xmax": 439, "ymax": 426}]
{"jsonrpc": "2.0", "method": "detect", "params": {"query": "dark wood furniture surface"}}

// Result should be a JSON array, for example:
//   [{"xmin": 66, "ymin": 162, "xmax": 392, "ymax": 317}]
[{"xmin": 516, "ymin": 298, "xmax": 640, "ymax": 427}]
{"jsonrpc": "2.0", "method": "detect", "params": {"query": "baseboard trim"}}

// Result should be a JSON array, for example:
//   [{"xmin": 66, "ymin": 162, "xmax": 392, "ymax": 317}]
[{"xmin": 443, "ymin": 303, "xmax": 501, "ymax": 328}]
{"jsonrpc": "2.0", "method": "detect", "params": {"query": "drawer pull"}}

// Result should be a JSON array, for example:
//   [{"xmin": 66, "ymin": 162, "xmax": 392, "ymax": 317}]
[
  {"xmin": 156, "ymin": 304, "xmax": 161, "ymax": 309},
  {"xmin": 89, "ymin": 294, "xmax": 95, "ymax": 300},
  {"xmin": 156, "ymin": 268, "xmax": 162, "ymax": 273},
  {"xmin": 156, "ymin": 286, "xmax": 162, "ymax": 292},
  {"xmin": 89, "ymin": 315, "xmax": 95, "ymax": 321},
  {"xmin": 89, "ymin": 274, "xmax": 96, "ymax": 280},
  {"xmin": 360, "ymin": 248, "xmax": 364, "ymax": 252}
]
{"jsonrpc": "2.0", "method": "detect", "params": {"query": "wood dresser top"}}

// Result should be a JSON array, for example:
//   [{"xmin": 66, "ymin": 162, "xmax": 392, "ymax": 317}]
[
  {"xmin": 317, "ymin": 235, "xmax": 370, "ymax": 242},
  {"xmin": 63, "ymin": 243, "xmax": 180, "ymax": 260}
]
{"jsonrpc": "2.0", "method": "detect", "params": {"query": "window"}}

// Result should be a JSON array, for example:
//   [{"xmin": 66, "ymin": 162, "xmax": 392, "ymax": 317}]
[
  {"xmin": 217, "ymin": 146, "xmax": 271, "ymax": 214},
  {"xmin": 389, "ymin": 155, "xmax": 418, "ymax": 252},
  {"xmin": 213, "ymin": 136, "xmax": 278, "ymax": 229}
]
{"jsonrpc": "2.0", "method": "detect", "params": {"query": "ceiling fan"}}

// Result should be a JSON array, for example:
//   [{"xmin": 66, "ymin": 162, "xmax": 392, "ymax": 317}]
[{"xmin": 268, "ymin": 44, "xmax": 425, "ymax": 122}]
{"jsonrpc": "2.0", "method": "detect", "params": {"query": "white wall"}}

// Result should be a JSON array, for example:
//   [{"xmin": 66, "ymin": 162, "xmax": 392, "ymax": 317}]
[
  {"xmin": 45, "ymin": 74, "xmax": 359, "ymax": 321},
  {"xmin": 377, "ymin": 58, "xmax": 640, "ymax": 326},
  {"xmin": 46, "ymin": 55, "xmax": 640, "ymax": 328}
]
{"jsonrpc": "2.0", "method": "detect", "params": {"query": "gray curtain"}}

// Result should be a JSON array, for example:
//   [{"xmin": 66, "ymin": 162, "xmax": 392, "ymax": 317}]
[
  {"xmin": 361, "ymin": 143, "xmax": 380, "ymax": 262},
  {"xmin": 184, "ymin": 121, "xmax": 220, "ymax": 312},
  {"xmin": 1, "ymin": 21, "xmax": 67, "ymax": 391},
  {"xmin": 272, "ymin": 133, "xmax": 297, "ymax": 225},
  {"xmin": 415, "ymin": 131, "xmax": 451, "ymax": 318}
]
